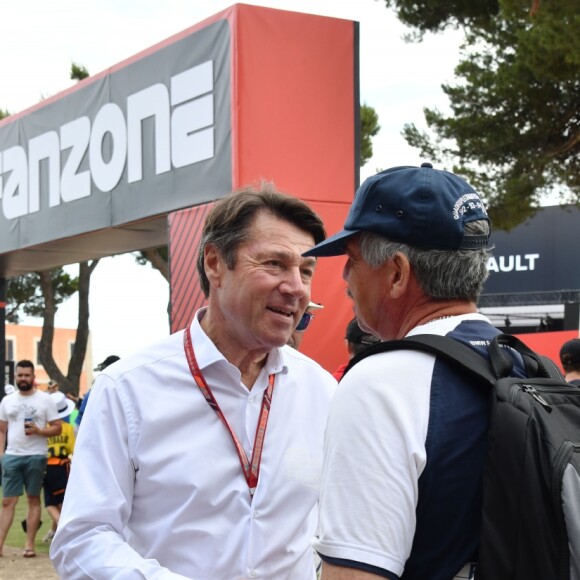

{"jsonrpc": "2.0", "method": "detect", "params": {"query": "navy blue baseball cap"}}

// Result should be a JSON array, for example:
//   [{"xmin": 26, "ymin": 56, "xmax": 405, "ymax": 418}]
[{"xmin": 304, "ymin": 163, "xmax": 490, "ymax": 257}]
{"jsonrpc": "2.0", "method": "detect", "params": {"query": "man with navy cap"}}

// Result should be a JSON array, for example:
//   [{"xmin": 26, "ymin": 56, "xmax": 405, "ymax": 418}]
[{"xmin": 306, "ymin": 164, "xmax": 500, "ymax": 580}]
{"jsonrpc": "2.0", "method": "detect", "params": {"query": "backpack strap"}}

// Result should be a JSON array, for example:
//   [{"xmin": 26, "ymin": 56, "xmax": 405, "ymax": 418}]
[
  {"xmin": 343, "ymin": 332, "xmax": 565, "ymax": 384},
  {"xmin": 343, "ymin": 334, "xmax": 498, "ymax": 386},
  {"xmin": 488, "ymin": 334, "xmax": 563, "ymax": 380}
]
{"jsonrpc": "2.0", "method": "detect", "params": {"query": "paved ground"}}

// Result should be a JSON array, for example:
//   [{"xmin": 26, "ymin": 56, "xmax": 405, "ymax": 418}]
[{"xmin": 0, "ymin": 545, "xmax": 59, "ymax": 579}]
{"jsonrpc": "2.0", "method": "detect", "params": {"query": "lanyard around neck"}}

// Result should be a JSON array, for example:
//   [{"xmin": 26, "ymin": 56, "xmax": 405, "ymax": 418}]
[{"xmin": 183, "ymin": 326, "xmax": 276, "ymax": 498}]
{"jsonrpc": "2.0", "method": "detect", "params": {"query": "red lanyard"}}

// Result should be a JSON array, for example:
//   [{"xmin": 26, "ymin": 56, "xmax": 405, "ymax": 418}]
[{"xmin": 184, "ymin": 326, "xmax": 276, "ymax": 498}]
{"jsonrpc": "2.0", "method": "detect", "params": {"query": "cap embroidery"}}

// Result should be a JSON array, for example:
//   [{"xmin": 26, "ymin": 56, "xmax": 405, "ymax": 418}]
[{"xmin": 452, "ymin": 193, "xmax": 487, "ymax": 220}]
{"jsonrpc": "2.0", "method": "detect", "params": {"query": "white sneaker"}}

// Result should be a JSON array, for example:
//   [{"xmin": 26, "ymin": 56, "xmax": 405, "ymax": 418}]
[{"xmin": 42, "ymin": 529, "xmax": 55, "ymax": 543}]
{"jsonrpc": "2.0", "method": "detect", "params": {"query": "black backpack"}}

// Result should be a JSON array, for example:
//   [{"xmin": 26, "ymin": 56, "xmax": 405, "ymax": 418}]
[{"xmin": 344, "ymin": 333, "xmax": 580, "ymax": 580}]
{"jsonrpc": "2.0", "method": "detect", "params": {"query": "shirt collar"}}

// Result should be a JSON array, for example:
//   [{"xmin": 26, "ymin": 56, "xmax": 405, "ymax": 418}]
[
  {"xmin": 190, "ymin": 308, "xmax": 288, "ymax": 376},
  {"xmin": 408, "ymin": 312, "xmax": 491, "ymax": 336}
]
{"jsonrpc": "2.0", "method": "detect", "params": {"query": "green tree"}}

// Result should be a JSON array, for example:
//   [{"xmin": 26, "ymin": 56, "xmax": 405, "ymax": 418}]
[
  {"xmin": 383, "ymin": 0, "xmax": 500, "ymax": 37},
  {"xmin": 7, "ymin": 265, "xmax": 98, "ymax": 394},
  {"xmin": 6, "ymin": 265, "xmax": 99, "ymax": 398},
  {"xmin": 384, "ymin": 0, "xmax": 580, "ymax": 229},
  {"xmin": 71, "ymin": 63, "xmax": 89, "ymax": 81},
  {"xmin": 36, "ymin": 262, "xmax": 99, "ymax": 395},
  {"xmin": 361, "ymin": 104, "xmax": 381, "ymax": 166},
  {"xmin": 5, "ymin": 270, "xmax": 76, "ymax": 323}
]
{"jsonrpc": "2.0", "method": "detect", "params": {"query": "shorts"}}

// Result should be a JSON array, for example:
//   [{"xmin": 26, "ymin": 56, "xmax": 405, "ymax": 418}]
[
  {"xmin": 1, "ymin": 454, "xmax": 47, "ymax": 498},
  {"xmin": 43, "ymin": 461, "xmax": 71, "ymax": 507}
]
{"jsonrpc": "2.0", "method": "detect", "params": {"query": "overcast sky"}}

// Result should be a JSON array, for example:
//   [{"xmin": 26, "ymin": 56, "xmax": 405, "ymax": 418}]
[{"xmin": 2, "ymin": 0, "xmax": 463, "ymax": 366}]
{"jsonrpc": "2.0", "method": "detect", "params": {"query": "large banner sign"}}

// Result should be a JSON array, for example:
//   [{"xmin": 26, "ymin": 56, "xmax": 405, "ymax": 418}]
[
  {"xmin": 481, "ymin": 205, "xmax": 580, "ymax": 306},
  {"xmin": 0, "ymin": 19, "xmax": 231, "ymax": 265}
]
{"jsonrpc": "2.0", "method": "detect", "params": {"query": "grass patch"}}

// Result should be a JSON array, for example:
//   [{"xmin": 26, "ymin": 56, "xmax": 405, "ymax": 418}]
[{"xmin": 3, "ymin": 491, "xmax": 51, "ymax": 555}]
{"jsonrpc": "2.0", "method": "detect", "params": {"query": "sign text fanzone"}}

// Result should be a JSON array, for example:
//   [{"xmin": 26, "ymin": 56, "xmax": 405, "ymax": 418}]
[
  {"xmin": 0, "ymin": 19, "xmax": 231, "ymax": 255},
  {"xmin": 0, "ymin": 61, "xmax": 214, "ymax": 219}
]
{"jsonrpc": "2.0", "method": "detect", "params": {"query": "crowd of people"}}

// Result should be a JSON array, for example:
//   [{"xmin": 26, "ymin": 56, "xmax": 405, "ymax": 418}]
[{"xmin": 0, "ymin": 164, "xmax": 578, "ymax": 578}]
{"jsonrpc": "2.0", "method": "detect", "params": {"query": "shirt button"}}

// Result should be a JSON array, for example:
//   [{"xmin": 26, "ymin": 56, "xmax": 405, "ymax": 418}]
[
  {"xmin": 248, "ymin": 396, "xmax": 255, "ymax": 403},
  {"xmin": 253, "ymin": 510, "xmax": 260, "ymax": 518},
  {"xmin": 248, "ymin": 570, "xmax": 257, "ymax": 578}
]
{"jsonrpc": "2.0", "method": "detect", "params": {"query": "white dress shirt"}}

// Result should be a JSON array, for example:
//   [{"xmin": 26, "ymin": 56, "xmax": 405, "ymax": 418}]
[{"xmin": 50, "ymin": 310, "xmax": 336, "ymax": 579}]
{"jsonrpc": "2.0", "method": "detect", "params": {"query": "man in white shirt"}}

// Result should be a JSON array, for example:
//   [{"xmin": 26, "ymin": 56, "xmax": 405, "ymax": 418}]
[
  {"xmin": 0, "ymin": 360, "xmax": 62, "ymax": 558},
  {"xmin": 50, "ymin": 183, "xmax": 337, "ymax": 579}
]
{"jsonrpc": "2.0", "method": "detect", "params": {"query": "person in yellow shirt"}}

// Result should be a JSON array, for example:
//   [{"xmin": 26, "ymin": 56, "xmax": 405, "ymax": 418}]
[{"xmin": 42, "ymin": 392, "xmax": 76, "ymax": 543}]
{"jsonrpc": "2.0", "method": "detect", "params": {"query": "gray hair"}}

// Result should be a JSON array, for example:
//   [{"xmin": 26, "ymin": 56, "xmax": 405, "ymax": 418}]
[
  {"xmin": 196, "ymin": 182, "xmax": 326, "ymax": 297},
  {"xmin": 357, "ymin": 220, "xmax": 491, "ymax": 302}
]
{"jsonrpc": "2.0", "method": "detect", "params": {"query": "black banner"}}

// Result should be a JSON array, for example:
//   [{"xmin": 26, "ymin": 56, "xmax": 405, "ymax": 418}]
[{"xmin": 481, "ymin": 205, "xmax": 580, "ymax": 306}]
